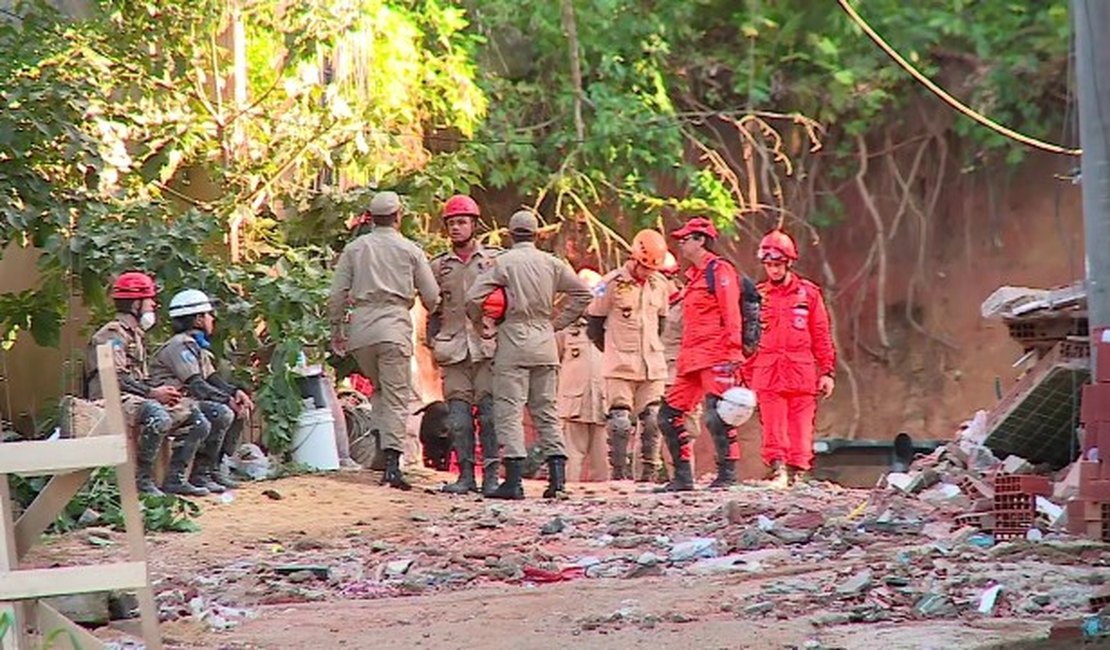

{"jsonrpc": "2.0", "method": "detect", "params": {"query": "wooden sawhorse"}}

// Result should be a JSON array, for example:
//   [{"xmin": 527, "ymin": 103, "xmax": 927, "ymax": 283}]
[{"xmin": 0, "ymin": 344, "xmax": 162, "ymax": 649}]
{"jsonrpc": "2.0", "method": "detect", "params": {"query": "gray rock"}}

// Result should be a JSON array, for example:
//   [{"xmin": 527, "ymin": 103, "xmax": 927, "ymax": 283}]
[
  {"xmin": 836, "ymin": 569, "xmax": 874, "ymax": 597},
  {"xmin": 743, "ymin": 601, "xmax": 774, "ymax": 616},
  {"xmin": 540, "ymin": 517, "xmax": 565, "ymax": 535},
  {"xmin": 44, "ymin": 593, "xmax": 109, "ymax": 625}
]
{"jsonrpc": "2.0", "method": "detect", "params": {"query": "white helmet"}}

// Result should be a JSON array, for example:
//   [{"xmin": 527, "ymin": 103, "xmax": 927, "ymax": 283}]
[
  {"xmin": 717, "ymin": 387, "xmax": 757, "ymax": 426},
  {"xmin": 168, "ymin": 289, "xmax": 216, "ymax": 318}
]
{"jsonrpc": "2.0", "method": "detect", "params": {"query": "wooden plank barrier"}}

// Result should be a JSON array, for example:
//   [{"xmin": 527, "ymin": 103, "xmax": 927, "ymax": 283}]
[{"xmin": 0, "ymin": 344, "xmax": 162, "ymax": 650}]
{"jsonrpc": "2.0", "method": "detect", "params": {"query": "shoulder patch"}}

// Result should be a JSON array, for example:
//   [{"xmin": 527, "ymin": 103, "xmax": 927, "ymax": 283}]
[
  {"xmin": 593, "ymin": 281, "xmax": 608, "ymax": 298},
  {"xmin": 180, "ymin": 348, "xmax": 198, "ymax": 365}
]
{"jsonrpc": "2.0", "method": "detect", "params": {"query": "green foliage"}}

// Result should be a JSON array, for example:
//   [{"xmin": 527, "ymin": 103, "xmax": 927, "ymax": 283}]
[
  {"xmin": 0, "ymin": 0, "xmax": 1075, "ymax": 449},
  {"xmin": 0, "ymin": 0, "xmax": 486, "ymax": 452},
  {"xmin": 8, "ymin": 468, "xmax": 200, "ymax": 534}
]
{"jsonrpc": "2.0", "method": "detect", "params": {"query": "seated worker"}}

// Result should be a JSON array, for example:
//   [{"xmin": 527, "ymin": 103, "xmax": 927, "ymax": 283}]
[
  {"xmin": 85, "ymin": 271, "xmax": 211, "ymax": 496},
  {"xmin": 150, "ymin": 289, "xmax": 254, "ymax": 493}
]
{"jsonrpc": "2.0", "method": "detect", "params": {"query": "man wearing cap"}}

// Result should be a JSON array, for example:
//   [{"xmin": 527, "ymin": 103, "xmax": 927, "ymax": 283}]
[
  {"xmin": 465, "ymin": 210, "xmax": 592, "ymax": 499},
  {"xmin": 657, "ymin": 217, "xmax": 746, "ymax": 491},
  {"xmin": 328, "ymin": 191, "xmax": 440, "ymax": 491},
  {"xmin": 427, "ymin": 195, "xmax": 503, "ymax": 496},
  {"xmin": 585, "ymin": 229, "xmax": 671, "ymax": 482}
]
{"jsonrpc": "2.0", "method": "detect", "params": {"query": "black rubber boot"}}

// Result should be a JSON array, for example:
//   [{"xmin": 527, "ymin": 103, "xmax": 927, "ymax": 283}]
[
  {"xmin": 442, "ymin": 400, "xmax": 478, "ymax": 494},
  {"xmin": 655, "ymin": 459, "xmax": 695, "ymax": 492},
  {"xmin": 476, "ymin": 396, "xmax": 500, "ymax": 496},
  {"xmin": 212, "ymin": 465, "xmax": 241, "ymax": 489},
  {"xmin": 381, "ymin": 449, "xmax": 412, "ymax": 491},
  {"xmin": 135, "ymin": 428, "xmax": 165, "ymax": 497},
  {"xmin": 162, "ymin": 412, "xmax": 210, "ymax": 497},
  {"xmin": 481, "ymin": 459, "xmax": 500, "ymax": 496},
  {"xmin": 189, "ymin": 467, "xmax": 226, "ymax": 494},
  {"xmin": 708, "ymin": 460, "xmax": 737, "ymax": 489},
  {"xmin": 163, "ymin": 449, "xmax": 210, "ymax": 497},
  {"xmin": 442, "ymin": 460, "xmax": 477, "ymax": 494},
  {"xmin": 542, "ymin": 456, "xmax": 567, "ymax": 499},
  {"xmin": 213, "ymin": 417, "xmax": 243, "ymax": 488},
  {"xmin": 487, "ymin": 458, "xmax": 524, "ymax": 500}
]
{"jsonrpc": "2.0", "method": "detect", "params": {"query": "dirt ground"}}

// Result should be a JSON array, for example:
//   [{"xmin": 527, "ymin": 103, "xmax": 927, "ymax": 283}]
[{"xmin": 31, "ymin": 469, "xmax": 1103, "ymax": 650}]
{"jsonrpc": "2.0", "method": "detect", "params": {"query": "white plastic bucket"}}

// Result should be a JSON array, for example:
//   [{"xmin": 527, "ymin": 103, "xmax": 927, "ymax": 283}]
[{"xmin": 291, "ymin": 407, "xmax": 340, "ymax": 471}]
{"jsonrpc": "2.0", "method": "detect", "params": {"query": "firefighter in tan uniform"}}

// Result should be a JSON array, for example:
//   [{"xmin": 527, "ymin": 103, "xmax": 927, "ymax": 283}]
[
  {"xmin": 585, "ymin": 229, "xmax": 671, "ymax": 482},
  {"xmin": 557, "ymin": 269, "xmax": 609, "ymax": 482},
  {"xmin": 85, "ymin": 272, "xmax": 210, "ymax": 496},
  {"xmin": 465, "ymin": 210, "xmax": 592, "ymax": 500},
  {"xmin": 428, "ymin": 195, "xmax": 502, "ymax": 496},
  {"xmin": 328, "ymin": 191, "xmax": 440, "ymax": 490}
]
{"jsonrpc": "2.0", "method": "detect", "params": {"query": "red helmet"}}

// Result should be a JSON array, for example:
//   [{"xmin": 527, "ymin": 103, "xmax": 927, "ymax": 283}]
[
  {"xmin": 757, "ymin": 230, "xmax": 798, "ymax": 262},
  {"xmin": 482, "ymin": 287, "xmax": 507, "ymax": 321},
  {"xmin": 111, "ymin": 271, "xmax": 157, "ymax": 300},
  {"xmin": 442, "ymin": 195, "xmax": 480, "ymax": 219}
]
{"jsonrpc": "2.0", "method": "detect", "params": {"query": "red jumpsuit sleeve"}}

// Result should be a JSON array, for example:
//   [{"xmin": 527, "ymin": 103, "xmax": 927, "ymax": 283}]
[
  {"xmin": 715, "ymin": 261, "xmax": 744, "ymax": 351},
  {"xmin": 808, "ymin": 282, "xmax": 836, "ymax": 376}
]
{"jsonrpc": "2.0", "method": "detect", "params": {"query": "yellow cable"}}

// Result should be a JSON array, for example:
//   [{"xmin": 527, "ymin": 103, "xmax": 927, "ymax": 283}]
[{"xmin": 837, "ymin": 0, "xmax": 1081, "ymax": 157}]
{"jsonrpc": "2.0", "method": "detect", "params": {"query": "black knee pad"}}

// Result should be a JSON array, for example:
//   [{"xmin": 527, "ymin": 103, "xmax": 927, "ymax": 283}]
[
  {"xmin": 638, "ymin": 402, "xmax": 660, "ymax": 432},
  {"xmin": 702, "ymin": 395, "xmax": 734, "ymax": 441},
  {"xmin": 444, "ymin": 399, "xmax": 475, "ymax": 437},
  {"xmin": 607, "ymin": 407, "xmax": 633, "ymax": 434},
  {"xmin": 657, "ymin": 400, "xmax": 684, "ymax": 442}
]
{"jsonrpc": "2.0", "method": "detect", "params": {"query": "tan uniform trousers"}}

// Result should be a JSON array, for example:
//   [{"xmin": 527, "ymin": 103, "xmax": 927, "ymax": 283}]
[
  {"xmin": 493, "ymin": 364, "xmax": 565, "ymax": 459},
  {"xmin": 351, "ymin": 342, "xmax": 413, "ymax": 453},
  {"xmin": 564, "ymin": 421, "xmax": 608, "ymax": 482},
  {"xmin": 441, "ymin": 358, "xmax": 493, "ymax": 403}
]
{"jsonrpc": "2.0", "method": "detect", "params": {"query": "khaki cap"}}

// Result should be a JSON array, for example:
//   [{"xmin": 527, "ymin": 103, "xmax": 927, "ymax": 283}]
[
  {"xmin": 508, "ymin": 209, "xmax": 538, "ymax": 234},
  {"xmin": 369, "ymin": 191, "xmax": 401, "ymax": 216}
]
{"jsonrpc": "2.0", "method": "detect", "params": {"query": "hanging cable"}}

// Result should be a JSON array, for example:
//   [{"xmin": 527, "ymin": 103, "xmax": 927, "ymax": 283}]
[{"xmin": 837, "ymin": 0, "xmax": 1081, "ymax": 157}]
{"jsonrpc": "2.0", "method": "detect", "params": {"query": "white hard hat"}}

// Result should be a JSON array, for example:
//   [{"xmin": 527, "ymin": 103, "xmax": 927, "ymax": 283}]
[
  {"xmin": 168, "ymin": 289, "xmax": 215, "ymax": 318},
  {"xmin": 717, "ymin": 387, "xmax": 757, "ymax": 426}
]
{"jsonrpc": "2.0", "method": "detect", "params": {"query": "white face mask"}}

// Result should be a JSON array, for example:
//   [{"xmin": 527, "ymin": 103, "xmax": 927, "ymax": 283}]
[{"xmin": 139, "ymin": 311, "xmax": 157, "ymax": 331}]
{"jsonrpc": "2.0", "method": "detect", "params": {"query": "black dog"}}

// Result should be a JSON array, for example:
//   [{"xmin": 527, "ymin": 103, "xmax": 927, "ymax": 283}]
[{"xmin": 415, "ymin": 401, "xmax": 452, "ymax": 471}]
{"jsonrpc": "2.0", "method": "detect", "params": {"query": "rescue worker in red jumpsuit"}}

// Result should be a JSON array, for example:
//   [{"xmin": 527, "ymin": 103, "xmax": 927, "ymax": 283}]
[
  {"xmin": 750, "ymin": 230, "xmax": 836, "ymax": 487},
  {"xmin": 657, "ymin": 217, "xmax": 746, "ymax": 491}
]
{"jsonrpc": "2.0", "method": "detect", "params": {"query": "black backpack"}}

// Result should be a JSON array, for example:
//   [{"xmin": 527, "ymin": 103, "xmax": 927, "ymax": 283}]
[{"xmin": 704, "ymin": 258, "xmax": 762, "ymax": 356}]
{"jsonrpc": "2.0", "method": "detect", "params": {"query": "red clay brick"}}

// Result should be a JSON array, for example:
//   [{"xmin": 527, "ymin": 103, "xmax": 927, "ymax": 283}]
[
  {"xmin": 1096, "ymin": 328, "xmax": 1110, "ymax": 382},
  {"xmin": 1080, "ymin": 478, "xmax": 1110, "ymax": 501},
  {"xmin": 1067, "ymin": 517, "xmax": 1104, "ymax": 538},
  {"xmin": 1083, "ymin": 383, "xmax": 1110, "ymax": 424},
  {"xmin": 1067, "ymin": 499, "xmax": 1105, "ymax": 522},
  {"xmin": 1078, "ymin": 461, "xmax": 1102, "ymax": 483},
  {"xmin": 994, "ymin": 475, "xmax": 1052, "ymax": 496}
]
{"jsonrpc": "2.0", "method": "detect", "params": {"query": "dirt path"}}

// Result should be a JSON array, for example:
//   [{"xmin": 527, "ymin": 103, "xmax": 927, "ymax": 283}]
[{"xmin": 33, "ymin": 471, "xmax": 1099, "ymax": 650}]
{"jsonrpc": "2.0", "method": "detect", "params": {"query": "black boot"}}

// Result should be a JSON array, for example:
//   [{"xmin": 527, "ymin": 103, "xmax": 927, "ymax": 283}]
[
  {"xmin": 487, "ymin": 458, "xmax": 524, "ymax": 500},
  {"xmin": 542, "ymin": 456, "xmax": 567, "ymax": 499},
  {"xmin": 481, "ymin": 459, "xmax": 500, "ymax": 496},
  {"xmin": 212, "ymin": 464, "xmax": 241, "ymax": 489},
  {"xmin": 135, "ymin": 429, "xmax": 165, "ymax": 497},
  {"xmin": 381, "ymin": 449, "xmax": 412, "ymax": 491},
  {"xmin": 442, "ymin": 400, "xmax": 478, "ymax": 494},
  {"xmin": 189, "ymin": 464, "xmax": 226, "ymax": 494},
  {"xmin": 163, "ymin": 448, "xmax": 210, "ymax": 497},
  {"xmin": 655, "ymin": 459, "xmax": 695, "ymax": 492},
  {"xmin": 162, "ymin": 412, "xmax": 210, "ymax": 497},
  {"xmin": 708, "ymin": 460, "xmax": 736, "ymax": 488},
  {"xmin": 442, "ymin": 460, "xmax": 477, "ymax": 494}
]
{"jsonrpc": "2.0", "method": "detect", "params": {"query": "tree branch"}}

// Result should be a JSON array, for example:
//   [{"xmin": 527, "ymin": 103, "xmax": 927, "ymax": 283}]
[
  {"xmin": 854, "ymin": 134, "xmax": 891, "ymax": 351},
  {"xmin": 560, "ymin": 0, "xmax": 586, "ymax": 143}
]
